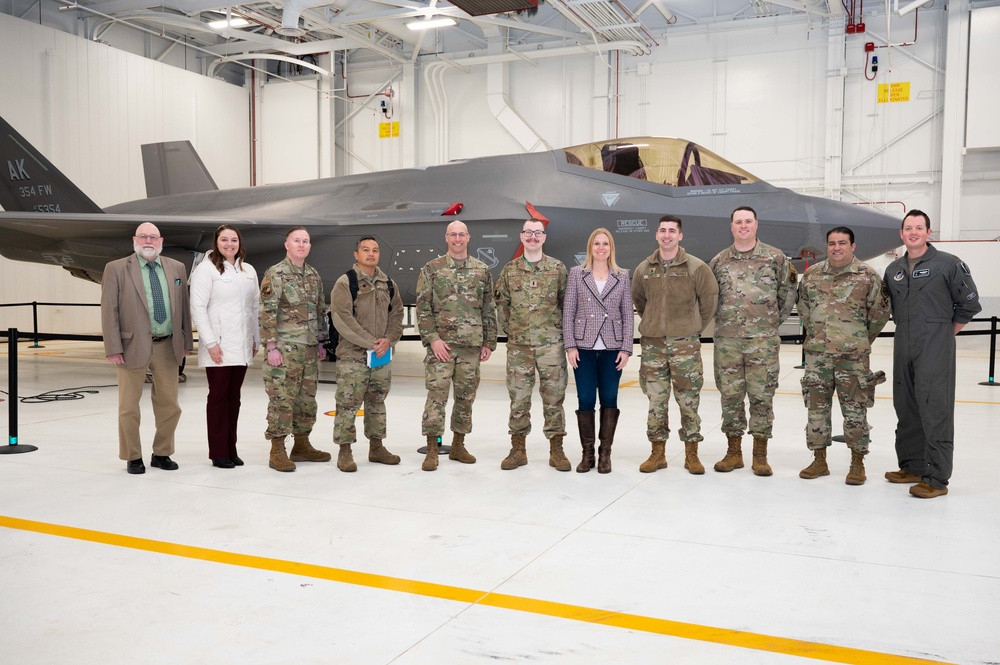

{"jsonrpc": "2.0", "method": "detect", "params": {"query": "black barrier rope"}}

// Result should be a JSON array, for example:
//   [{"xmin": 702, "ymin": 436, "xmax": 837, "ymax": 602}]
[{"xmin": 0, "ymin": 385, "xmax": 117, "ymax": 403}]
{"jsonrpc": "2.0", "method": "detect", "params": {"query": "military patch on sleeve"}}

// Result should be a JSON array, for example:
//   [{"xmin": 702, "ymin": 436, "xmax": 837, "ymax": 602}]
[
  {"xmin": 959, "ymin": 261, "xmax": 971, "ymax": 275},
  {"xmin": 880, "ymin": 281, "xmax": 890, "ymax": 306},
  {"xmin": 260, "ymin": 283, "xmax": 273, "ymax": 298},
  {"xmin": 788, "ymin": 263, "xmax": 798, "ymax": 283},
  {"xmin": 967, "ymin": 292, "xmax": 978, "ymax": 301}
]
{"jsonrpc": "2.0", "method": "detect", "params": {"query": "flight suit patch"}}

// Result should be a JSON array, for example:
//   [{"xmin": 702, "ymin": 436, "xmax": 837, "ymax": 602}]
[
  {"xmin": 893, "ymin": 270, "xmax": 905, "ymax": 282},
  {"xmin": 912, "ymin": 269, "xmax": 930, "ymax": 279},
  {"xmin": 960, "ymin": 261, "xmax": 971, "ymax": 275}
]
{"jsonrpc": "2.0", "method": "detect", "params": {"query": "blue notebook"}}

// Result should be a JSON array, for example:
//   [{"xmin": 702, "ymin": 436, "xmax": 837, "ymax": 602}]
[{"xmin": 367, "ymin": 348, "xmax": 392, "ymax": 368}]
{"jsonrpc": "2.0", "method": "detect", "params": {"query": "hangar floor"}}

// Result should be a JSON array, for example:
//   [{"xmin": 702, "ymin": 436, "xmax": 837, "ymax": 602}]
[{"xmin": 1, "ymin": 336, "xmax": 998, "ymax": 665}]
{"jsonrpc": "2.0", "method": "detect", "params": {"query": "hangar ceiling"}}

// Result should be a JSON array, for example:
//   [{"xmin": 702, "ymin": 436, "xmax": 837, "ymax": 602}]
[{"xmin": 64, "ymin": 0, "xmax": 842, "ymax": 69}]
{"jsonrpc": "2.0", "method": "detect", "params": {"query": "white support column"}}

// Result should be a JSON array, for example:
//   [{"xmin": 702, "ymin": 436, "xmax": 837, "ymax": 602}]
[
  {"xmin": 593, "ymin": 54, "xmax": 611, "ymax": 139},
  {"xmin": 824, "ymin": 17, "xmax": 847, "ymax": 200},
  {"xmin": 940, "ymin": 0, "xmax": 970, "ymax": 240},
  {"xmin": 400, "ymin": 63, "xmax": 416, "ymax": 168},
  {"xmin": 317, "ymin": 52, "xmax": 334, "ymax": 178}
]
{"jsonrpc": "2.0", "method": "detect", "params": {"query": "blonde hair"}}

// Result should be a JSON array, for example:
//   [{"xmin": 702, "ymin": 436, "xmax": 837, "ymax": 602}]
[{"xmin": 583, "ymin": 227, "xmax": 623, "ymax": 273}]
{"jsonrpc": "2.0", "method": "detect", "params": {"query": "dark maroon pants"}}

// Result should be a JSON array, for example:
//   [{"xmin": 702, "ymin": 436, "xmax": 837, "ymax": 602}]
[{"xmin": 206, "ymin": 365, "xmax": 248, "ymax": 460}]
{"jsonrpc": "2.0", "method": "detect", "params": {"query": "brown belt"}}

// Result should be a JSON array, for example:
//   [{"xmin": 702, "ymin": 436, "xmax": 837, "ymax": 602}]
[{"xmin": 151, "ymin": 334, "xmax": 172, "ymax": 342}]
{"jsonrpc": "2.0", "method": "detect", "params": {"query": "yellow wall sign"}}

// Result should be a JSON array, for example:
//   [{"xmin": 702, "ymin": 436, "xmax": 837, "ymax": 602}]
[
  {"xmin": 877, "ymin": 82, "xmax": 911, "ymax": 104},
  {"xmin": 378, "ymin": 122, "xmax": 400, "ymax": 138}
]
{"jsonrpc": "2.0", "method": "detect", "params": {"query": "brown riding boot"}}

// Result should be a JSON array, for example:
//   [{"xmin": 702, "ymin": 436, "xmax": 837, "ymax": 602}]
[
  {"xmin": 268, "ymin": 437, "xmax": 296, "ymax": 472},
  {"xmin": 639, "ymin": 441, "xmax": 667, "ymax": 473},
  {"xmin": 502, "ymin": 434, "xmax": 528, "ymax": 470},
  {"xmin": 597, "ymin": 408, "xmax": 620, "ymax": 474},
  {"xmin": 289, "ymin": 434, "xmax": 332, "ymax": 463},
  {"xmin": 368, "ymin": 439, "xmax": 400, "ymax": 465},
  {"xmin": 422, "ymin": 435, "xmax": 439, "ymax": 471},
  {"xmin": 449, "ymin": 432, "xmax": 477, "ymax": 464},
  {"xmin": 684, "ymin": 441, "xmax": 705, "ymax": 475},
  {"xmin": 576, "ymin": 410, "xmax": 596, "ymax": 473},
  {"xmin": 714, "ymin": 436, "xmax": 744, "ymax": 472},
  {"xmin": 337, "ymin": 444, "xmax": 357, "ymax": 472},
  {"xmin": 799, "ymin": 448, "xmax": 830, "ymax": 479},
  {"xmin": 549, "ymin": 436, "xmax": 571, "ymax": 472},
  {"xmin": 751, "ymin": 437, "xmax": 773, "ymax": 476},
  {"xmin": 845, "ymin": 450, "xmax": 867, "ymax": 485}
]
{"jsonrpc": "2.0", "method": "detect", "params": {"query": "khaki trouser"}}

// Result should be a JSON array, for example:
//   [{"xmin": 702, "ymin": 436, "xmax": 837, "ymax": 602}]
[{"xmin": 117, "ymin": 338, "xmax": 182, "ymax": 461}]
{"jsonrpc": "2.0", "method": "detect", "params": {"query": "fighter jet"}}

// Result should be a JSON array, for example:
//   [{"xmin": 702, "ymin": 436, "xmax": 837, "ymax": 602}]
[{"xmin": 0, "ymin": 114, "xmax": 901, "ymax": 304}]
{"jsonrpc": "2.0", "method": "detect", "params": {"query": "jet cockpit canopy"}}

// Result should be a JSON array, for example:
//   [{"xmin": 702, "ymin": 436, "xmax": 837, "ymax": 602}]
[{"xmin": 563, "ymin": 138, "xmax": 759, "ymax": 188}]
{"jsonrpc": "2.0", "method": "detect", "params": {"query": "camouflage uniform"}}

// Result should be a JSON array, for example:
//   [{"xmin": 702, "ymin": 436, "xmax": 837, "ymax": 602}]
[
  {"xmin": 632, "ymin": 247, "xmax": 718, "ymax": 443},
  {"xmin": 709, "ymin": 241, "xmax": 797, "ymax": 439},
  {"xmin": 259, "ymin": 257, "xmax": 329, "ymax": 439},
  {"xmin": 495, "ymin": 254, "xmax": 568, "ymax": 438},
  {"xmin": 799, "ymin": 257, "xmax": 890, "ymax": 453},
  {"xmin": 330, "ymin": 265, "xmax": 404, "ymax": 445},
  {"xmin": 416, "ymin": 254, "xmax": 498, "ymax": 437}
]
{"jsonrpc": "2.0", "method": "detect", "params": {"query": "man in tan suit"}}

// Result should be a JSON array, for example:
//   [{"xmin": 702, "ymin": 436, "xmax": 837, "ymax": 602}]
[{"xmin": 102, "ymin": 223, "xmax": 193, "ymax": 474}]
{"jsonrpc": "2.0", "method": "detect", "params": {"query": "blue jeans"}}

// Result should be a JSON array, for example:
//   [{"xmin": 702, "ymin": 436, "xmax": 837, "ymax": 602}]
[{"xmin": 574, "ymin": 349, "xmax": 622, "ymax": 411}]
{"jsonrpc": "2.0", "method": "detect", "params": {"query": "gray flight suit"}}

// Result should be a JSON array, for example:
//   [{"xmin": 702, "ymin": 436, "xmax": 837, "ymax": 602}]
[{"xmin": 884, "ymin": 243, "xmax": 981, "ymax": 489}]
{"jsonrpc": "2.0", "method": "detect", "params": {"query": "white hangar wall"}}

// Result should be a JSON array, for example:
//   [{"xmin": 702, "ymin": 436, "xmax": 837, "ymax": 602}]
[{"xmin": 0, "ymin": 12, "xmax": 250, "ymax": 335}]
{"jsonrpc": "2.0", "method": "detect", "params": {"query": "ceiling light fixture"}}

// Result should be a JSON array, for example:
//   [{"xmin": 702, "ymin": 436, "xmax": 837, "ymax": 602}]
[
  {"xmin": 406, "ymin": 16, "xmax": 457, "ymax": 31},
  {"xmin": 208, "ymin": 17, "xmax": 250, "ymax": 29}
]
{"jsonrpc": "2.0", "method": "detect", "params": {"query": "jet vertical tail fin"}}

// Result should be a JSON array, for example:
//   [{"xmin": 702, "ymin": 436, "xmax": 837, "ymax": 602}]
[
  {"xmin": 141, "ymin": 141, "xmax": 219, "ymax": 198},
  {"xmin": 0, "ymin": 115, "xmax": 103, "ymax": 214}
]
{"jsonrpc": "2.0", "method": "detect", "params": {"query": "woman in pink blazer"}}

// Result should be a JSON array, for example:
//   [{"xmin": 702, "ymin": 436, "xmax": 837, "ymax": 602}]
[{"xmin": 562, "ymin": 228, "xmax": 634, "ymax": 474}]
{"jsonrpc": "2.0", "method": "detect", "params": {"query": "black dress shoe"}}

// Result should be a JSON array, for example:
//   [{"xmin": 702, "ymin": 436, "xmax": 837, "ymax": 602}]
[
  {"xmin": 127, "ymin": 459, "xmax": 146, "ymax": 474},
  {"xmin": 230, "ymin": 455, "xmax": 244, "ymax": 466},
  {"xmin": 150, "ymin": 454, "xmax": 179, "ymax": 470},
  {"xmin": 212, "ymin": 458, "xmax": 236, "ymax": 469}
]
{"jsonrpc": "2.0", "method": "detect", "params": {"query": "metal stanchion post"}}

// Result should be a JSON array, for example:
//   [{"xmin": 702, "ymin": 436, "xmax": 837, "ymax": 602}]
[
  {"xmin": 2, "ymin": 328, "xmax": 39, "ymax": 454},
  {"xmin": 30, "ymin": 301, "xmax": 44, "ymax": 349},
  {"xmin": 979, "ymin": 316, "xmax": 998, "ymax": 387}
]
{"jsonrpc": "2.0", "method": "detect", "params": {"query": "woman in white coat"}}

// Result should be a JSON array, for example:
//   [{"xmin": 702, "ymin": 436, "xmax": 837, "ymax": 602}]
[{"xmin": 190, "ymin": 225, "xmax": 260, "ymax": 468}]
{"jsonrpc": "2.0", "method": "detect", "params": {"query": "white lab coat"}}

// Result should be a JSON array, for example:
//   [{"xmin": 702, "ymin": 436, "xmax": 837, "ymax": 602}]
[{"xmin": 190, "ymin": 253, "xmax": 260, "ymax": 367}]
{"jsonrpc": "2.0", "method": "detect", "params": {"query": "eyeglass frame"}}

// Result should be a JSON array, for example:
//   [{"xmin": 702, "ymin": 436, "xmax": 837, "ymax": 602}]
[
  {"xmin": 135, "ymin": 234, "xmax": 162, "ymax": 242},
  {"xmin": 520, "ymin": 230, "xmax": 546, "ymax": 238}
]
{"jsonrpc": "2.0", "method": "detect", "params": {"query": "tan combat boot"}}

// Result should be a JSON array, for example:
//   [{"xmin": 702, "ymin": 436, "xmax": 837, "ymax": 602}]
[
  {"xmin": 684, "ymin": 441, "xmax": 705, "ymax": 475},
  {"xmin": 799, "ymin": 448, "xmax": 830, "ymax": 479},
  {"xmin": 290, "ymin": 434, "xmax": 332, "ymax": 463},
  {"xmin": 714, "ymin": 436, "xmax": 744, "ymax": 472},
  {"xmin": 368, "ymin": 439, "xmax": 400, "ymax": 465},
  {"xmin": 422, "ymin": 435, "xmax": 439, "ymax": 471},
  {"xmin": 751, "ymin": 437, "xmax": 773, "ymax": 477},
  {"xmin": 639, "ymin": 441, "xmax": 667, "ymax": 473},
  {"xmin": 449, "ymin": 432, "xmax": 477, "ymax": 464},
  {"xmin": 268, "ymin": 437, "xmax": 296, "ymax": 472},
  {"xmin": 501, "ymin": 434, "xmax": 528, "ymax": 470},
  {"xmin": 549, "ymin": 436, "xmax": 571, "ymax": 472},
  {"xmin": 337, "ymin": 444, "xmax": 357, "ymax": 472},
  {"xmin": 845, "ymin": 450, "xmax": 867, "ymax": 485}
]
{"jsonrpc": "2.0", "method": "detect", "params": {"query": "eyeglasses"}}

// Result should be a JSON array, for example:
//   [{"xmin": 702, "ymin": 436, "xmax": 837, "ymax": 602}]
[
  {"xmin": 521, "ymin": 230, "xmax": 546, "ymax": 237},
  {"xmin": 135, "ymin": 234, "xmax": 161, "ymax": 241},
  {"xmin": 446, "ymin": 232, "xmax": 469, "ymax": 239}
]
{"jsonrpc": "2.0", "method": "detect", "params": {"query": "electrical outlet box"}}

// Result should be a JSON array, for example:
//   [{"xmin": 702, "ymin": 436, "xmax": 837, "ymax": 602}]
[
  {"xmin": 857, "ymin": 22, "xmax": 866, "ymax": 32},
  {"xmin": 865, "ymin": 42, "xmax": 875, "ymax": 52},
  {"xmin": 846, "ymin": 23, "xmax": 857, "ymax": 34}
]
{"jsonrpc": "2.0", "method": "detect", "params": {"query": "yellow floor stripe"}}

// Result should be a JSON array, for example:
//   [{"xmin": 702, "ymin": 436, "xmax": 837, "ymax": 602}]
[{"xmin": 0, "ymin": 514, "xmax": 951, "ymax": 665}]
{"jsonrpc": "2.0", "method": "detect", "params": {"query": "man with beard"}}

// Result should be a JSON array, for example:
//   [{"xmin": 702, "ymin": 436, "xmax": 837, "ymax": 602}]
[{"xmin": 102, "ymin": 222, "xmax": 193, "ymax": 474}]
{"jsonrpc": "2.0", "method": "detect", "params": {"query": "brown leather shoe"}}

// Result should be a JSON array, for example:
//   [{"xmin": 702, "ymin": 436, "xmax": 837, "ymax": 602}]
[
  {"xmin": 885, "ymin": 469, "xmax": 921, "ymax": 484},
  {"xmin": 909, "ymin": 482, "xmax": 948, "ymax": 499}
]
